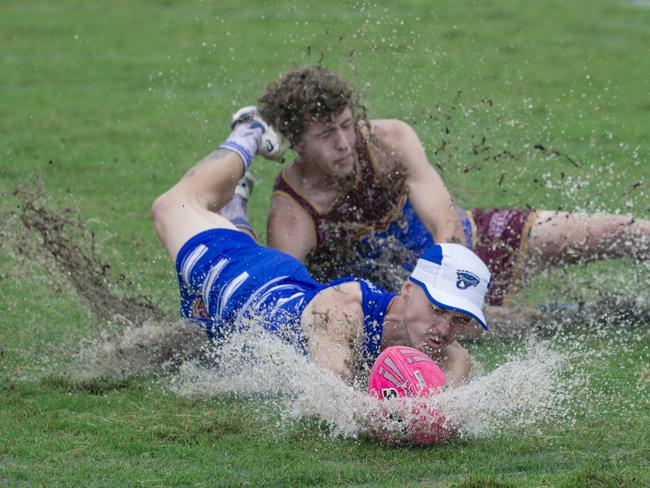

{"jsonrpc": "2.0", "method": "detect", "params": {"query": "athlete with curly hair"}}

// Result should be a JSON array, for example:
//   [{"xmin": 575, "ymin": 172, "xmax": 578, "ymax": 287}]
[{"xmin": 258, "ymin": 65, "xmax": 650, "ymax": 306}]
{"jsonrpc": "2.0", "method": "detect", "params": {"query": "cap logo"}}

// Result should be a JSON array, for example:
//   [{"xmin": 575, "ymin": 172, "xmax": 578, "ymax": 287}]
[{"xmin": 456, "ymin": 270, "xmax": 480, "ymax": 290}]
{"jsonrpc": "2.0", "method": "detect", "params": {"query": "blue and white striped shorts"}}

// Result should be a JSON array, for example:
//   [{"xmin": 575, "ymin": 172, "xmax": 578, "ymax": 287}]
[{"xmin": 175, "ymin": 228, "xmax": 322, "ymax": 344}]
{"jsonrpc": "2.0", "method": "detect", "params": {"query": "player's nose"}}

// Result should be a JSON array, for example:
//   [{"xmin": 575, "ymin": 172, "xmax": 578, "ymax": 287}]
[{"xmin": 333, "ymin": 128, "xmax": 350, "ymax": 151}]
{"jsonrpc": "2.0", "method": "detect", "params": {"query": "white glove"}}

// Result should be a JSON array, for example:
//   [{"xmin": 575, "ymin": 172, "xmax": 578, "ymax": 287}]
[{"xmin": 230, "ymin": 106, "xmax": 290, "ymax": 162}]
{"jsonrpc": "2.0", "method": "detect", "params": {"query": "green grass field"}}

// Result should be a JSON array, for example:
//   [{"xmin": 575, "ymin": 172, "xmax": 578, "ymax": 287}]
[{"xmin": 1, "ymin": 0, "xmax": 649, "ymax": 486}]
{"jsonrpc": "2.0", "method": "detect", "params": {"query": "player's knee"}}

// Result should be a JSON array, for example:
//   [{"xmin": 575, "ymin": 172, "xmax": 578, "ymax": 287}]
[{"xmin": 151, "ymin": 192, "xmax": 174, "ymax": 234}]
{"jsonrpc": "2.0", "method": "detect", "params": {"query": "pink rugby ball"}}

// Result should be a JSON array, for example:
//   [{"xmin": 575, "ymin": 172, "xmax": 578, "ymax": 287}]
[{"xmin": 368, "ymin": 345, "xmax": 453, "ymax": 445}]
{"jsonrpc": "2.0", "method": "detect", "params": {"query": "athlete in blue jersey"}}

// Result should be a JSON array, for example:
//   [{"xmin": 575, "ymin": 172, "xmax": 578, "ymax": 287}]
[{"xmin": 152, "ymin": 114, "xmax": 492, "ymax": 386}]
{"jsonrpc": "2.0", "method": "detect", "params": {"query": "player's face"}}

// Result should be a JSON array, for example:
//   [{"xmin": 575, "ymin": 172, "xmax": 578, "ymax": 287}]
[
  {"xmin": 402, "ymin": 282, "xmax": 477, "ymax": 355},
  {"xmin": 296, "ymin": 107, "xmax": 356, "ymax": 180}
]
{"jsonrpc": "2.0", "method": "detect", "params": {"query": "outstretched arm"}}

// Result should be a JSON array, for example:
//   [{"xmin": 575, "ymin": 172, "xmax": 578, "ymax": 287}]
[{"xmin": 373, "ymin": 119, "xmax": 465, "ymax": 244}]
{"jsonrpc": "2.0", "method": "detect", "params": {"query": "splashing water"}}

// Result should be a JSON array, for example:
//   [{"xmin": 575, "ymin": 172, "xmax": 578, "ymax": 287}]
[
  {"xmin": 71, "ymin": 314, "xmax": 597, "ymax": 444},
  {"xmin": 166, "ymin": 325, "xmax": 370, "ymax": 439},
  {"xmin": 72, "ymin": 319, "xmax": 206, "ymax": 381},
  {"xmin": 3, "ymin": 186, "xmax": 647, "ymax": 446},
  {"xmin": 438, "ymin": 341, "xmax": 580, "ymax": 438}
]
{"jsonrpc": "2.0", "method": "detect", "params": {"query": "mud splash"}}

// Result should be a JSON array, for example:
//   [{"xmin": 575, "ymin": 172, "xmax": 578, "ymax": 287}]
[
  {"xmin": 2, "ymin": 185, "xmax": 165, "ymax": 325},
  {"xmin": 73, "ymin": 317, "xmax": 602, "ymax": 443},
  {"xmin": 72, "ymin": 318, "xmax": 206, "ymax": 381},
  {"xmin": 165, "ymin": 330, "xmax": 583, "ymax": 441}
]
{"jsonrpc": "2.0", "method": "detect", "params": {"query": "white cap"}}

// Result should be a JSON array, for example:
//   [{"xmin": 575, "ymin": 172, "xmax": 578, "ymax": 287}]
[{"xmin": 409, "ymin": 243, "xmax": 491, "ymax": 330}]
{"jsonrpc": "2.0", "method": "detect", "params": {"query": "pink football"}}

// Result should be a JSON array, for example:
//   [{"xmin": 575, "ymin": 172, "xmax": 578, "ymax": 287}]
[
  {"xmin": 367, "ymin": 345, "xmax": 453, "ymax": 445},
  {"xmin": 368, "ymin": 345, "xmax": 447, "ymax": 399}
]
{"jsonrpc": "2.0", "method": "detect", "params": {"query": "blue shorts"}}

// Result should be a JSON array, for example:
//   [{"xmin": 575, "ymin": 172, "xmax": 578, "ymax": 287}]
[{"xmin": 175, "ymin": 229, "xmax": 323, "ymax": 345}]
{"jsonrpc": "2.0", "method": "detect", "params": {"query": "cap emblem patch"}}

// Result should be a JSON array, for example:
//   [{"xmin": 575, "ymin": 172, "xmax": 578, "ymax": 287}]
[{"xmin": 456, "ymin": 270, "xmax": 480, "ymax": 289}]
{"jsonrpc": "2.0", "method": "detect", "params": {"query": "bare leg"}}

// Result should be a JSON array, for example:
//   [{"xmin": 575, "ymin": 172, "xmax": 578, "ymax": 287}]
[
  {"xmin": 151, "ymin": 148, "xmax": 245, "ymax": 262},
  {"xmin": 525, "ymin": 211, "xmax": 650, "ymax": 274},
  {"xmin": 218, "ymin": 171, "xmax": 256, "ymax": 239}
]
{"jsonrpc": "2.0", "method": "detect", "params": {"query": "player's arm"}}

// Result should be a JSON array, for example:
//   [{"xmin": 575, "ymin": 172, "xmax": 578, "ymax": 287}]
[
  {"xmin": 300, "ymin": 282, "xmax": 365, "ymax": 382},
  {"xmin": 373, "ymin": 119, "xmax": 464, "ymax": 244},
  {"xmin": 267, "ymin": 192, "xmax": 317, "ymax": 262}
]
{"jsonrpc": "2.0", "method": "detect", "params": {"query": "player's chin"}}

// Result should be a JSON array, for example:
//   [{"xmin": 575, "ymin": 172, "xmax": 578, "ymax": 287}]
[
  {"xmin": 419, "ymin": 340, "xmax": 443, "ymax": 357},
  {"xmin": 333, "ymin": 156, "xmax": 354, "ymax": 175}
]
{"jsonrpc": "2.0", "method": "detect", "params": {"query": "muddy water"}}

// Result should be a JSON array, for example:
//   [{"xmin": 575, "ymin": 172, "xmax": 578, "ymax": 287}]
[{"xmin": 71, "ymin": 314, "xmax": 648, "ymax": 444}]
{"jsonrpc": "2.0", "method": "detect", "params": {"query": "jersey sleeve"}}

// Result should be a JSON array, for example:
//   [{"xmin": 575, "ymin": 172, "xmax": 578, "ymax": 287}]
[{"xmin": 356, "ymin": 279, "xmax": 396, "ymax": 368}]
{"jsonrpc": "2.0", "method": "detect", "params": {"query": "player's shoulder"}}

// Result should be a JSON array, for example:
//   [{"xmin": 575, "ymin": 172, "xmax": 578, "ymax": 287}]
[
  {"xmin": 366, "ymin": 119, "xmax": 419, "ymax": 160},
  {"xmin": 327, "ymin": 280, "xmax": 364, "ymax": 300},
  {"xmin": 314, "ymin": 281, "xmax": 364, "ymax": 310},
  {"xmin": 367, "ymin": 118, "xmax": 416, "ymax": 145},
  {"xmin": 316, "ymin": 278, "xmax": 392, "ymax": 312},
  {"xmin": 271, "ymin": 166, "xmax": 305, "ymax": 208},
  {"xmin": 363, "ymin": 119, "xmax": 419, "ymax": 172},
  {"xmin": 303, "ymin": 281, "xmax": 365, "ymax": 330}
]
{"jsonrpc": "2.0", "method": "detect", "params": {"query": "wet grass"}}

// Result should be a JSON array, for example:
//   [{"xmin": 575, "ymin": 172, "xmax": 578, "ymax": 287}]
[
  {"xmin": 2, "ymin": 340, "xmax": 647, "ymax": 487},
  {"xmin": 1, "ymin": 0, "xmax": 649, "ymax": 485}
]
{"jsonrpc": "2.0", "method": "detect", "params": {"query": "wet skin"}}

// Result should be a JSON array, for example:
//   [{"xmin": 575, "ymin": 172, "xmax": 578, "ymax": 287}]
[{"xmin": 400, "ymin": 282, "xmax": 478, "ymax": 356}]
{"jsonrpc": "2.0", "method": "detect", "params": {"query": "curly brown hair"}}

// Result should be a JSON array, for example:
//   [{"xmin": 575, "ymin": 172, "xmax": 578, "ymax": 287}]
[{"xmin": 257, "ymin": 66, "xmax": 357, "ymax": 145}]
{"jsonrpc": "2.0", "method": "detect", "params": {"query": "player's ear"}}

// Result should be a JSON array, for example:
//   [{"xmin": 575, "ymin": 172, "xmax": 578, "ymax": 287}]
[
  {"xmin": 292, "ymin": 129, "xmax": 311, "ymax": 154},
  {"xmin": 292, "ymin": 139, "xmax": 304, "ymax": 154},
  {"xmin": 401, "ymin": 281, "xmax": 413, "ymax": 299}
]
